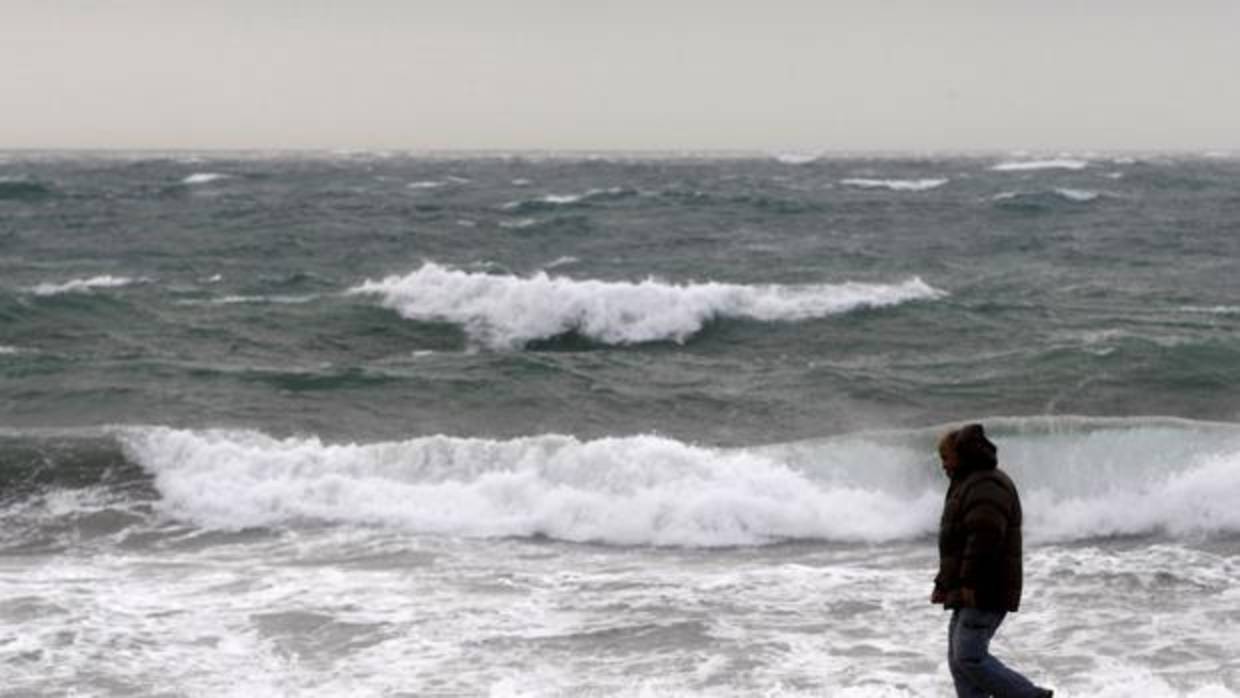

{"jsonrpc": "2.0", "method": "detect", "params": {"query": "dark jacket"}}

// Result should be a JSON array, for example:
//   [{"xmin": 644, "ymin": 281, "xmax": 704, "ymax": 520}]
[{"xmin": 934, "ymin": 425, "xmax": 1024, "ymax": 612}]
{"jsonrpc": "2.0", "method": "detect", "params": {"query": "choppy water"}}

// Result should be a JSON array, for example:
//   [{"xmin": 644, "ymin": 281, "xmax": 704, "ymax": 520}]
[{"xmin": 1, "ymin": 152, "xmax": 1238, "ymax": 697}]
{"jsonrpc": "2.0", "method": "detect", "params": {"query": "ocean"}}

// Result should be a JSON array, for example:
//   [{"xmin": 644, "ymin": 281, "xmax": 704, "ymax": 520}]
[{"xmin": 1, "ymin": 151, "xmax": 1238, "ymax": 697}]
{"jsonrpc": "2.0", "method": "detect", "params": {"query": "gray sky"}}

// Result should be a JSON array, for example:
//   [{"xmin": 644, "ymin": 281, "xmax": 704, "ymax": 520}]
[{"xmin": 3, "ymin": 0, "xmax": 1238, "ymax": 151}]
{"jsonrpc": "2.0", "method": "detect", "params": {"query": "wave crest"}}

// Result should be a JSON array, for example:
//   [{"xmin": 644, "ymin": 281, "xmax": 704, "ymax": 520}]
[
  {"xmin": 181, "ymin": 173, "xmax": 230, "ymax": 185},
  {"xmin": 840, "ymin": 178, "xmax": 948, "ymax": 192},
  {"xmin": 501, "ymin": 187, "xmax": 637, "ymax": 213},
  {"xmin": 27, "ymin": 275, "xmax": 143, "ymax": 297},
  {"xmin": 991, "ymin": 159, "xmax": 1090, "ymax": 172},
  {"xmin": 348, "ymin": 263, "xmax": 944, "ymax": 349},
  {"xmin": 120, "ymin": 428, "xmax": 937, "ymax": 546},
  {"xmin": 116, "ymin": 417, "xmax": 1240, "ymax": 546}
]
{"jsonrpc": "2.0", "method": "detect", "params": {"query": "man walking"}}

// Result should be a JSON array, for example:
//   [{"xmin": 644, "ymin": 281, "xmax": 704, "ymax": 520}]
[{"xmin": 931, "ymin": 423, "xmax": 1053, "ymax": 698}]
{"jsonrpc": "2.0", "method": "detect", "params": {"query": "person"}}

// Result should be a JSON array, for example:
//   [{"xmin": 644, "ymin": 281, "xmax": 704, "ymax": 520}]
[{"xmin": 930, "ymin": 423, "xmax": 1053, "ymax": 698}]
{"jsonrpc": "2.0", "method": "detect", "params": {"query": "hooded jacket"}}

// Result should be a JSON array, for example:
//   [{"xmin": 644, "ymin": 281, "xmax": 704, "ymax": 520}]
[{"xmin": 934, "ymin": 424, "xmax": 1024, "ymax": 612}]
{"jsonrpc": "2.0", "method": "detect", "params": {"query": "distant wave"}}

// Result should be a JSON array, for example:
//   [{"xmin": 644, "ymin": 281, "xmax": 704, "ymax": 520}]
[
  {"xmin": 27, "ymin": 275, "xmax": 144, "ymax": 297},
  {"xmin": 840, "ymin": 178, "xmax": 948, "ymax": 192},
  {"xmin": 1053, "ymin": 188, "xmax": 1099, "ymax": 202},
  {"xmin": 773, "ymin": 153, "xmax": 819, "ymax": 165},
  {"xmin": 991, "ymin": 189, "xmax": 1102, "ymax": 207},
  {"xmin": 0, "ymin": 177, "xmax": 55, "ymax": 200},
  {"xmin": 178, "ymin": 294, "xmax": 320, "ymax": 306},
  {"xmin": 0, "ymin": 345, "xmax": 22, "ymax": 355},
  {"xmin": 116, "ymin": 416, "xmax": 1240, "ymax": 546},
  {"xmin": 348, "ymin": 263, "xmax": 945, "ymax": 349},
  {"xmin": 1181, "ymin": 305, "xmax": 1240, "ymax": 316},
  {"xmin": 181, "ymin": 173, "xmax": 231, "ymax": 185},
  {"xmin": 991, "ymin": 159, "xmax": 1090, "ymax": 172},
  {"xmin": 501, "ymin": 187, "xmax": 636, "ymax": 213},
  {"xmin": 407, "ymin": 180, "xmax": 445, "ymax": 190},
  {"xmin": 544, "ymin": 256, "xmax": 579, "ymax": 270}
]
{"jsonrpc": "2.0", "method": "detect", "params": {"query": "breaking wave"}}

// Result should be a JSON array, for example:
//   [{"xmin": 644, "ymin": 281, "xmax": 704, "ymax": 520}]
[
  {"xmin": 348, "ymin": 263, "xmax": 945, "ymax": 349},
  {"xmin": 840, "ymin": 178, "xmax": 949, "ymax": 192},
  {"xmin": 112, "ymin": 416, "xmax": 1240, "ymax": 547}
]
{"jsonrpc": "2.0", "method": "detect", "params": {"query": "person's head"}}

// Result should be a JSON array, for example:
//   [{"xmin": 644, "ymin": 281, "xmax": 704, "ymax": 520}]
[{"xmin": 938, "ymin": 423, "xmax": 998, "ymax": 479}]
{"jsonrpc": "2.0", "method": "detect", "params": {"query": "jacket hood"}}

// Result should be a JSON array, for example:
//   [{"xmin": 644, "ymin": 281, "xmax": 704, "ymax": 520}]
[{"xmin": 953, "ymin": 423, "xmax": 998, "ymax": 476}]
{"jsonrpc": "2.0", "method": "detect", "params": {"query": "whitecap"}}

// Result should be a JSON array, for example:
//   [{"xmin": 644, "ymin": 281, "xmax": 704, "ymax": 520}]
[
  {"xmin": 991, "ymin": 159, "xmax": 1090, "ymax": 172},
  {"xmin": 116, "ymin": 416, "xmax": 1240, "ymax": 546},
  {"xmin": 181, "ymin": 173, "xmax": 231, "ymax": 185},
  {"xmin": 407, "ymin": 180, "xmax": 444, "ymax": 190},
  {"xmin": 348, "ymin": 262, "xmax": 945, "ymax": 349},
  {"xmin": 544, "ymin": 256, "xmax": 579, "ymax": 270},
  {"xmin": 498, "ymin": 218, "xmax": 539, "ymax": 230},
  {"xmin": 501, "ymin": 187, "xmax": 633, "ymax": 211},
  {"xmin": 119, "ymin": 427, "xmax": 940, "ymax": 546},
  {"xmin": 1053, "ymin": 187, "xmax": 1099, "ymax": 202},
  {"xmin": 27, "ymin": 275, "xmax": 143, "ymax": 296},
  {"xmin": 191, "ymin": 294, "xmax": 319, "ymax": 306},
  {"xmin": 840, "ymin": 178, "xmax": 948, "ymax": 192},
  {"xmin": 773, "ymin": 153, "xmax": 819, "ymax": 165}
]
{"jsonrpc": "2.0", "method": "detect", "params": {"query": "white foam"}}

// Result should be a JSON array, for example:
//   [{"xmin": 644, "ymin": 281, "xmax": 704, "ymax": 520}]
[
  {"xmin": 347, "ymin": 263, "xmax": 945, "ymax": 349},
  {"xmin": 498, "ymin": 218, "xmax": 539, "ymax": 230},
  {"xmin": 27, "ymin": 275, "xmax": 142, "ymax": 296},
  {"xmin": 774, "ymin": 153, "xmax": 819, "ymax": 165},
  {"xmin": 840, "ymin": 178, "xmax": 948, "ymax": 192},
  {"xmin": 991, "ymin": 159, "xmax": 1090, "ymax": 172},
  {"xmin": 120, "ymin": 427, "xmax": 940, "ymax": 546},
  {"xmin": 182, "ymin": 173, "xmax": 231, "ymax": 185},
  {"xmin": 118, "ymin": 417, "xmax": 1240, "ymax": 547},
  {"xmin": 197, "ymin": 294, "xmax": 319, "ymax": 306},
  {"xmin": 407, "ymin": 180, "xmax": 444, "ymax": 189},
  {"xmin": 991, "ymin": 189, "xmax": 1101, "ymax": 204},
  {"xmin": 544, "ymin": 256, "xmax": 579, "ymax": 270},
  {"xmin": 0, "ymin": 345, "xmax": 22, "ymax": 355},
  {"xmin": 1053, "ymin": 187, "xmax": 1099, "ymax": 202},
  {"xmin": 501, "ymin": 187, "xmax": 631, "ymax": 210}
]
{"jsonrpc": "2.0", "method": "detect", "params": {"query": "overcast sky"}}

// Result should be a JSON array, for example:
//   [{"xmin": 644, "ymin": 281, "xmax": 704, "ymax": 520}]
[{"xmin": 3, "ymin": 1, "xmax": 1238, "ymax": 151}]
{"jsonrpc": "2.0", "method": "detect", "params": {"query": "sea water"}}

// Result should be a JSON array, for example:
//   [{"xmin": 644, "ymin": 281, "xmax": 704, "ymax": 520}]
[{"xmin": 1, "ymin": 152, "xmax": 1238, "ymax": 696}]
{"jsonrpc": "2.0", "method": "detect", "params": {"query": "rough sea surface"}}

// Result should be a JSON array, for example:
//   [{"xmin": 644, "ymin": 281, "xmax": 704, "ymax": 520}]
[{"xmin": 2, "ymin": 151, "xmax": 1238, "ymax": 697}]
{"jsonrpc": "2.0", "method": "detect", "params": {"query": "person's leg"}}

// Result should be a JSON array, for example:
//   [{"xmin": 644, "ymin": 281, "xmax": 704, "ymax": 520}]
[
  {"xmin": 950, "ymin": 608, "xmax": 1042, "ymax": 698},
  {"xmin": 948, "ymin": 609, "xmax": 990, "ymax": 698}
]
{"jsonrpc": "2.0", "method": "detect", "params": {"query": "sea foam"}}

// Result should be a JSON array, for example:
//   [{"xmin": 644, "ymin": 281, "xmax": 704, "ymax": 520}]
[
  {"xmin": 117, "ymin": 417, "xmax": 1240, "ymax": 547},
  {"xmin": 348, "ymin": 263, "xmax": 945, "ymax": 349},
  {"xmin": 991, "ymin": 159, "xmax": 1090, "ymax": 172},
  {"xmin": 27, "ymin": 275, "xmax": 143, "ymax": 296},
  {"xmin": 181, "ymin": 173, "xmax": 231, "ymax": 185},
  {"xmin": 840, "ymin": 178, "xmax": 948, "ymax": 192},
  {"xmin": 121, "ymin": 428, "xmax": 939, "ymax": 546},
  {"xmin": 501, "ymin": 187, "xmax": 635, "ymax": 212}
]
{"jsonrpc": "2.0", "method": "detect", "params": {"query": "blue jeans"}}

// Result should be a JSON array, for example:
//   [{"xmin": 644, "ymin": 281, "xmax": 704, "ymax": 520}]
[{"xmin": 948, "ymin": 608, "xmax": 1040, "ymax": 698}]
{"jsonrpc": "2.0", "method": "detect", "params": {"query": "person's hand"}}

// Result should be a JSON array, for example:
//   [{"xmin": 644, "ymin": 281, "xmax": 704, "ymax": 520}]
[
  {"xmin": 930, "ymin": 587, "xmax": 946, "ymax": 604},
  {"xmin": 960, "ymin": 587, "xmax": 977, "ymax": 607}
]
